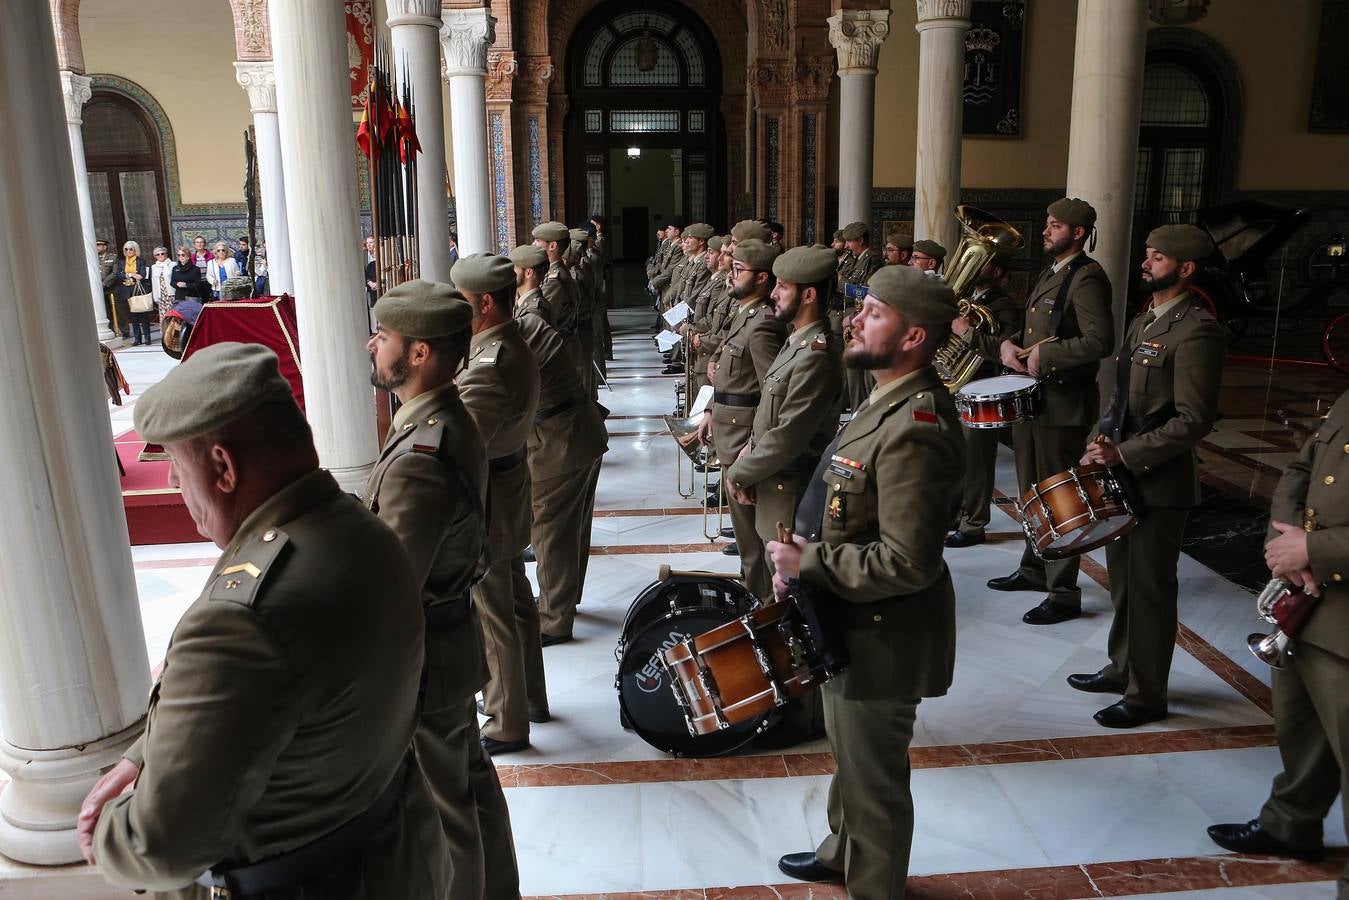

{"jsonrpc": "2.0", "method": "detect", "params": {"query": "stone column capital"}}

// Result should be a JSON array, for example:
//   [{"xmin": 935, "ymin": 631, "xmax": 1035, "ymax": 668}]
[
  {"xmin": 914, "ymin": 0, "xmax": 973, "ymax": 30},
  {"xmin": 441, "ymin": 8, "xmax": 496, "ymax": 78},
  {"xmin": 827, "ymin": 9, "xmax": 892, "ymax": 76},
  {"xmin": 386, "ymin": 0, "xmax": 442, "ymax": 29},
  {"xmin": 234, "ymin": 60, "xmax": 278, "ymax": 114},
  {"xmin": 517, "ymin": 54, "xmax": 554, "ymax": 103},
  {"xmin": 59, "ymin": 71, "xmax": 92, "ymax": 126}
]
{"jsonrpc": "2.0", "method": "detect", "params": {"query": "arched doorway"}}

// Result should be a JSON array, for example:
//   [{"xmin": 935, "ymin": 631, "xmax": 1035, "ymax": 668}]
[
  {"xmin": 82, "ymin": 91, "xmax": 171, "ymax": 253},
  {"xmin": 564, "ymin": 0, "xmax": 724, "ymax": 261}
]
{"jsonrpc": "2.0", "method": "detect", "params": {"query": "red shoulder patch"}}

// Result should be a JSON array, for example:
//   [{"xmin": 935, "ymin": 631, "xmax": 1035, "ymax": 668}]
[
  {"xmin": 411, "ymin": 443, "xmax": 438, "ymax": 455},
  {"xmin": 911, "ymin": 410, "xmax": 937, "ymax": 424}
]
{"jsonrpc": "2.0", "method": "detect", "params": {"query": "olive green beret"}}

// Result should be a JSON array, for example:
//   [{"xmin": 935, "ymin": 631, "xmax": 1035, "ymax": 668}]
[
  {"xmin": 569, "ymin": 228, "xmax": 590, "ymax": 243},
  {"xmin": 684, "ymin": 223, "xmax": 714, "ymax": 240},
  {"xmin": 451, "ymin": 252, "xmax": 516, "ymax": 293},
  {"xmin": 884, "ymin": 230, "xmax": 914, "ymax": 251},
  {"xmin": 865, "ymin": 264, "xmax": 958, "ymax": 324},
  {"xmin": 509, "ymin": 244, "xmax": 548, "ymax": 269},
  {"xmin": 1047, "ymin": 197, "xmax": 1097, "ymax": 229},
  {"xmin": 832, "ymin": 229, "xmax": 844, "ymax": 242},
  {"xmin": 135, "ymin": 342, "xmax": 294, "ymax": 445},
  {"xmin": 841, "ymin": 222, "xmax": 870, "ymax": 241},
  {"xmin": 912, "ymin": 239, "xmax": 947, "ymax": 260},
  {"xmin": 220, "ymin": 275, "xmax": 254, "ymax": 300},
  {"xmin": 707, "ymin": 236, "xmax": 725, "ymax": 251},
  {"xmin": 733, "ymin": 238, "xmax": 780, "ymax": 271},
  {"xmin": 731, "ymin": 220, "xmax": 771, "ymax": 243},
  {"xmin": 373, "ymin": 279, "xmax": 472, "ymax": 339},
  {"xmin": 772, "ymin": 245, "xmax": 837, "ymax": 285},
  {"xmin": 1146, "ymin": 224, "xmax": 1213, "ymax": 263},
  {"xmin": 532, "ymin": 221, "xmax": 570, "ymax": 243}
]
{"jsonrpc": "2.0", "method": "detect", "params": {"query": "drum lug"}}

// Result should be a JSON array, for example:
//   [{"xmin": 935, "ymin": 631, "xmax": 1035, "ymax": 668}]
[
  {"xmin": 739, "ymin": 614, "xmax": 788, "ymax": 707},
  {"xmin": 1069, "ymin": 468, "xmax": 1098, "ymax": 524}
]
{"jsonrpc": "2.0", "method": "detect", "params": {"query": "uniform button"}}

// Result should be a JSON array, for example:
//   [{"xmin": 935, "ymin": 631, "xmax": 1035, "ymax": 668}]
[
  {"xmin": 873, "ymin": 614, "xmax": 882, "ymax": 622},
  {"xmin": 1307, "ymin": 508, "xmax": 1316, "ymax": 517},
  {"xmin": 1141, "ymin": 359, "xmax": 1149, "ymax": 366},
  {"xmin": 731, "ymin": 417, "xmax": 737, "ymax": 424},
  {"xmin": 1027, "ymin": 327, "xmax": 1033, "ymax": 334},
  {"xmin": 1343, "ymin": 443, "xmax": 1349, "ymax": 453},
  {"xmin": 262, "ymin": 529, "xmax": 277, "ymax": 542},
  {"xmin": 834, "ymin": 483, "xmax": 842, "ymax": 490},
  {"xmin": 427, "ymin": 417, "xmax": 438, "ymax": 426},
  {"xmin": 1334, "ymin": 573, "xmax": 1343, "ymax": 582},
  {"xmin": 776, "ymin": 483, "xmax": 784, "ymax": 491},
  {"xmin": 1326, "ymin": 475, "xmax": 1336, "ymax": 485},
  {"xmin": 916, "ymin": 393, "xmax": 924, "ymax": 399}
]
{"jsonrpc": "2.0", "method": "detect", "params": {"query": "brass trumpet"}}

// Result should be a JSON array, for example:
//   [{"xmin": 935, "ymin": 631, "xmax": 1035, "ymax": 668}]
[
  {"xmin": 933, "ymin": 205, "xmax": 1025, "ymax": 391},
  {"xmin": 1247, "ymin": 577, "xmax": 1320, "ymax": 668}
]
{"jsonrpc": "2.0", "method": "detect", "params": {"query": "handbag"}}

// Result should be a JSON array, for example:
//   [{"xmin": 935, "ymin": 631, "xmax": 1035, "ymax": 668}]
[{"xmin": 128, "ymin": 278, "xmax": 154, "ymax": 314}]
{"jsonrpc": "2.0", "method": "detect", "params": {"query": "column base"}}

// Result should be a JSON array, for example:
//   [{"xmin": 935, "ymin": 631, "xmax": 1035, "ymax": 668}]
[
  {"xmin": 0, "ymin": 718, "xmax": 144, "ymax": 866},
  {"xmin": 95, "ymin": 326, "xmax": 114, "ymax": 342}
]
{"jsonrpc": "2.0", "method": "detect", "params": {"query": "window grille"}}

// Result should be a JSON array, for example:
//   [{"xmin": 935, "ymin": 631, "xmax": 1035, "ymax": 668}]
[
  {"xmin": 609, "ymin": 110, "xmax": 680, "ymax": 133},
  {"xmin": 609, "ymin": 38, "xmax": 680, "ymax": 86},
  {"xmin": 1141, "ymin": 64, "xmax": 1209, "ymax": 126}
]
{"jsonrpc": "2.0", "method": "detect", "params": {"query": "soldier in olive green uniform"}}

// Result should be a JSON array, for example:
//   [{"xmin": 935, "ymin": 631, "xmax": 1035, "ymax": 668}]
[
  {"xmin": 836, "ymin": 223, "xmax": 884, "ymax": 412},
  {"xmin": 533, "ymin": 222, "xmax": 583, "ymax": 368},
  {"xmin": 946, "ymin": 256, "xmax": 1023, "ymax": 547},
  {"xmin": 450, "ymin": 256, "xmax": 548, "ymax": 760},
  {"xmin": 512, "ymin": 246, "xmax": 610, "ymax": 643},
  {"xmin": 882, "ymin": 229, "xmax": 913, "ymax": 267},
  {"xmin": 649, "ymin": 220, "xmax": 685, "ymax": 299},
  {"xmin": 769, "ymin": 266, "xmax": 965, "ymax": 899},
  {"xmin": 684, "ymin": 236, "xmax": 730, "ymax": 397},
  {"xmin": 697, "ymin": 238, "xmax": 786, "ymax": 599},
  {"xmin": 568, "ymin": 229, "xmax": 599, "ymax": 395},
  {"xmin": 362, "ymin": 281, "xmax": 520, "ymax": 896},
  {"xmin": 663, "ymin": 224, "xmax": 715, "ymax": 375},
  {"xmin": 725, "ymin": 245, "xmax": 844, "ymax": 568},
  {"xmin": 83, "ymin": 343, "xmax": 451, "ymax": 899},
  {"xmin": 1068, "ymin": 225, "xmax": 1225, "ymax": 727},
  {"xmin": 1208, "ymin": 388, "xmax": 1349, "ymax": 895},
  {"xmin": 908, "ymin": 239, "xmax": 946, "ymax": 275},
  {"xmin": 975, "ymin": 197, "xmax": 1114, "ymax": 624}
]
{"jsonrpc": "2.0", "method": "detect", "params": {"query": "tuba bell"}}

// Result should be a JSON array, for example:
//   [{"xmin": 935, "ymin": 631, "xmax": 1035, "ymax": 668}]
[{"xmin": 932, "ymin": 205, "xmax": 1025, "ymax": 391}]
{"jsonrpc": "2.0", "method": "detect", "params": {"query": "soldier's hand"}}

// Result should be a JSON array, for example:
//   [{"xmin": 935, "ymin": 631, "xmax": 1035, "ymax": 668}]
[
  {"xmin": 766, "ymin": 535, "xmax": 807, "ymax": 582},
  {"xmin": 706, "ymin": 361, "xmax": 716, "ymax": 385},
  {"xmin": 771, "ymin": 571, "xmax": 791, "ymax": 601},
  {"xmin": 692, "ymin": 333, "xmax": 702, "ymax": 349},
  {"xmin": 731, "ymin": 484, "xmax": 756, "ymax": 506},
  {"xmin": 694, "ymin": 415, "xmax": 713, "ymax": 445},
  {"xmin": 1266, "ymin": 521, "xmax": 1311, "ymax": 581},
  {"xmin": 77, "ymin": 757, "xmax": 140, "ymax": 864},
  {"xmin": 1000, "ymin": 340, "xmax": 1028, "ymax": 374},
  {"xmin": 951, "ymin": 315, "xmax": 970, "ymax": 337},
  {"xmin": 1284, "ymin": 567, "xmax": 1321, "ymax": 598},
  {"xmin": 1025, "ymin": 344, "xmax": 1043, "ymax": 378},
  {"xmin": 1081, "ymin": 437, "xmax": 1121, "ymax": 467}
]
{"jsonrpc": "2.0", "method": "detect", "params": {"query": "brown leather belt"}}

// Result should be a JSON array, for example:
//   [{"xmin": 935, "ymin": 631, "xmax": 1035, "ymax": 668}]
[
  {"xmin": 535, "ymin": 397, "xmax": 577, "ymax": 422},
  {"xmin": 488, "ymin": 446, "xmax": 526, "ymax": 473}
]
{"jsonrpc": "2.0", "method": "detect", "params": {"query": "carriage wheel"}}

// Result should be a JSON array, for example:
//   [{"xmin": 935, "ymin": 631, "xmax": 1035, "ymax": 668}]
[{"xmin": 1323, "ymin": 311, "xmax": 1349, "ymax": 375}]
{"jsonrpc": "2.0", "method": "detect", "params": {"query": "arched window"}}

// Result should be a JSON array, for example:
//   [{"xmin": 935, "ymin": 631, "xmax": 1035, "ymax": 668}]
[{"xmin": 82, "ymin": 91, "xmax": 170, "ymax": 254}]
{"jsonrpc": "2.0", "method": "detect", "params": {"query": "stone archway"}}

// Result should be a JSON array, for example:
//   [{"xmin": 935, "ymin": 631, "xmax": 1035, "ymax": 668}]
[{"xmin": 48, "ymin": 0, "xmax": 270, "ymax": 73}]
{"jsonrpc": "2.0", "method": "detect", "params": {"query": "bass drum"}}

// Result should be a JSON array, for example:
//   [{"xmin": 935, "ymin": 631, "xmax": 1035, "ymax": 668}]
[{"xmin": 615, "ymin": 575, "xmax": 767, "ymax": 757}]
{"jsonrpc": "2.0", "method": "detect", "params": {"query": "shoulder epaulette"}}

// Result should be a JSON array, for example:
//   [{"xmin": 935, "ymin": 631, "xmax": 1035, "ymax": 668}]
[{"xmin": 210, "ymin": 527, "xmax": 290, "ymax": 607}]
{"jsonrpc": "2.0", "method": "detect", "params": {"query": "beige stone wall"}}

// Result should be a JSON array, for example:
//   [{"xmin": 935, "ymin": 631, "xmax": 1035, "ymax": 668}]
[
  {"xmin": 870, "ymin": 0, "xmax": 1349, "ymax": 192},
  {"xmin": 81, "ymin": 0, "xmax": 251, "ymax": 206}
]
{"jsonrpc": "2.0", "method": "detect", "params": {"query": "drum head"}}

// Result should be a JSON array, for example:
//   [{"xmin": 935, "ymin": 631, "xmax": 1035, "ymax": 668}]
[
  {"xmin": 617, "ymin": 607, "xmax": 767, "ymax": 757},
  {"xmin": 1040, "ymin": 515, "xmax": 1136, "ymax": 559},
  {"xmin": 958, "ymin": 374, "xmax": 1037, "ymax": 399},
  {"xmin": 619, "ymin": 576, "xmax": 755, "ymax": 645}
]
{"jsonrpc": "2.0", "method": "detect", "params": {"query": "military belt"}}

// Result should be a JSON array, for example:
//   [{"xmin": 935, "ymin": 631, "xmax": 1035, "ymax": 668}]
[
  {"xmin": 425, "ymin": 592, "xmax": 473, "ymax": 629},
  {"xmin": 195, "ymin": 757, "xmax": 409, "ymax": 897},
  {"xmin": 535, "ymin": 397, "xmax": 577, "ymax": 423},
  {"xmin": 713, "ymin": 391, "xmax": 760, "ymax": 407},
  {"xmin": 488, "ymin": 446, "xmax": 527, "ymax": 473}
]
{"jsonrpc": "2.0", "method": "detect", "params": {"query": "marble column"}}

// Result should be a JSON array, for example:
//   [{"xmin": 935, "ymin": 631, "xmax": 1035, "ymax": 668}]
[
  {"xmin": 912, "ymin": 0, "xmax": 971, "ymax": 256},
  {"xmin": 387, "ymin": 0, "xmax": 451, "ymax": 282},
  {"xmin": 1065, "ymin": 0, "xmax": 1147, "ymax": 362},
  {"xmin": 0, "ymin": 0, "xmax": 150, "ymax": 865},
  {"xmin": 268, "ymin": 0, "xmax": 378, "ymax": 492},
  {"xmin": 441, "ymin": 9, "xmax": 496, "ymax": 256},
  {"xmin": 828, "ymin": 9, "xmax": 890, "ymax": 231},
  {"xmin": 60, "ymin": 71, "xmax": 114, "ymax": 341},
  {"xmin": 233, "ymin": 61, "xmax": 294, "ymax": 296}
]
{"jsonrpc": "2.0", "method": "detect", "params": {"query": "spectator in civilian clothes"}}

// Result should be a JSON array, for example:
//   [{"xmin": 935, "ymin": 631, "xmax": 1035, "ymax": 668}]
[{"xmin": 206, "ymin": 242, "xmax": 241, "ymax": 298}]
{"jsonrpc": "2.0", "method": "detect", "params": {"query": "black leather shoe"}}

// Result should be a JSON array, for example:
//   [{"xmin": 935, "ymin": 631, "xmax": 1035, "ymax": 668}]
[
  {"xmin": 477, "ymin": 700, "xmax": 551, "ymax": 724},
  {"xmin": 540, "ymin": 631, "xmax": 572, "ymax": 647},
  {"xmin": 945, "ymin": 530, "xmax": 986, "ymax": 548},
  {"xmin": 661, "ymin": 364, "xmax": 682, "ymax": 374},
  {"xmin": 1094, "ymin": 700, "xmax": 1167, "ymax": 728},
  {"xmin": 721, "ymin": 542, "xmax": 739, "ymax": 556},
  {"xmin": 1207, "ymin": 820, "xmax": 1325, "ymax": 862},
  {"xmin": 1067, "ymin": 671, "xmax": 1127, "ymax": 694},
  {"xmin": 720, "ymin": 526, "xmax": 736, "ymax": 538},
  {"xmin": 480, "ymin": 735, "xmax": 530, "ymax": 755},
  {"xmin": 777, "ymin": 852, "xmax": 843, "ymax": 883},
  {"xmin": 987, "ymin": 572, "xmax": 1045, "ymax": 592},
  {"xmin": 1023, "ymin": 599, "xmax": 1081, "ymax": 625}
]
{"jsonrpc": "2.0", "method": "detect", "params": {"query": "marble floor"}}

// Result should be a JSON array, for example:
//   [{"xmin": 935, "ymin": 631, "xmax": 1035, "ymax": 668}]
[{"xmin": 89, "ymin": 308, "xmax": 1349, "ymax": 897}]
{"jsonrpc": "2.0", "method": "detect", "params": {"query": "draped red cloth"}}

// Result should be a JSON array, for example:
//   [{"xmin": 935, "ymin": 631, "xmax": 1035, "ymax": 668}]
[{"xmin": 182, "ymin": 294, "xmax": 305, "ymax": 413}]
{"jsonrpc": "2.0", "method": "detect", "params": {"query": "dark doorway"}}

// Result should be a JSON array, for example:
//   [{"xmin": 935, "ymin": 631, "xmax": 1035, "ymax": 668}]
[
  {"xmin": 82, "ymin": 91, "xmax": 170, "ymax": 253},
  {"xmin": 621, "ymin": 205, "xmax": 649, "ymax": 262}
]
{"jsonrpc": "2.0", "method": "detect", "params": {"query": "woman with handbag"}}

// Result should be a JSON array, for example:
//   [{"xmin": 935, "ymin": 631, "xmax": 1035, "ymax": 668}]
[
  {"xmin": 107, "ymin": 240, "xmax": 152, "ymax": 345},
  {"xmin": 205, "ymin": 242, "xmax": 241, "ymax": 299}
]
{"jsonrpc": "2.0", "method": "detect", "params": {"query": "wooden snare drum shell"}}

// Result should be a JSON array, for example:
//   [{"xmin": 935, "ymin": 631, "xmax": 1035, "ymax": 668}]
[
  {"xmin": 1018, "ymin": 464, "xmax": 1136, "ymax": 560},
  {"xmin": 661, "ymin": 641, "xmax": 723, "ymax": 736}
]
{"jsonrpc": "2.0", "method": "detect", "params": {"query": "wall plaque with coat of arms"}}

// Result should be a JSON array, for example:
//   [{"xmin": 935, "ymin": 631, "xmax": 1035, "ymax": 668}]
[{"xmin": 962, "ymin": 0, "xmax": 1026, "ymax": 137}]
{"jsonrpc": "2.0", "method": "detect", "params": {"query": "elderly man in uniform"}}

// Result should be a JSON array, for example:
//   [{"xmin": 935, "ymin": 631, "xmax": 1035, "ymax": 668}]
[
  {"xmin": 453, "ymin": 254, "xmax": 548, "ymax": 756},
  {"xmin": 882, "ymin": 229, "xmax": 913, "ymax": 267},
  {"xmin": 1068, "ymin": 225, "xmax": 1225, "ymax": 727},
  {"xmin": 78, "ymin": 343, "xmax": 451, "ymax": 899},
  {"xmin": 769, "ymin": 265, "xmax": 965, "ymax": 898},
  {"xmin": 363, "ymin": 281, "xmax": 521, "ymax": 895},
  {"xmin": 695, "ymin": 238, "xmax": 786, "ymax": 596},
  {"xmin": 908, "ymin": 239, "xmax": 946, "ymax": 275},
  {"xmin": 978, "ymin": 197, "xmax": 1114, "ymax": 625},
  {"xmin": 510, "ymin": 244, "xmax": 609, "ymax": 645},
  {"xmin": 947, "ymin": 254, "xmax": 1023, "ymax": 548},
  {"xmin": 1208, "ymin": 386, "xmax": 1349, "ymax": 894}
]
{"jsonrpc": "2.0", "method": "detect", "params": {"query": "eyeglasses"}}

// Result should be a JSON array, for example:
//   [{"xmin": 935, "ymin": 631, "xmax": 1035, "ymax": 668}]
[
  {"xmin": 123, "ymin": 247, "xmax": 135, "ymax": 252},
  {"xmin": 154, "ymin": 251, "xmax": 167, "ymax": 256}
]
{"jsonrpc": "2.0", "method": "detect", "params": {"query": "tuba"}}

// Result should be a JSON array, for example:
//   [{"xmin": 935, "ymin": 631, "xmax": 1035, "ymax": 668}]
[{"xmin": 933, "ymin": 205, "xmax": 1025, "ymax": 391}]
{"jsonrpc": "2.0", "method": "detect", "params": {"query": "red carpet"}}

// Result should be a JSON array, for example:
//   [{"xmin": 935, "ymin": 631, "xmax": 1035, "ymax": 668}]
[{"xmin": 116, "ymin": 430, "xmax": 201, "ymax": 545}]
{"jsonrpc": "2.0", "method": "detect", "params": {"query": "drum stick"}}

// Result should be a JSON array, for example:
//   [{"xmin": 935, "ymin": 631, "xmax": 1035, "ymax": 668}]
[
  {"xmin": 1015, "ymin": 336, "xmax": 1059, "ymax": 360},
  {"xmin": 658, "ymin": 564, "xmax": 743, "ymax": 582},
  {"xmin": 776, "ymin": 521, "xmax": 794, "ymax": 543}
]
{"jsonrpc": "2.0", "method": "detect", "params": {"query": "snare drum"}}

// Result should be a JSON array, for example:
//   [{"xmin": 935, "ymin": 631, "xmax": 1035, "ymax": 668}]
[
  {"xmin": 955, "ymin": 374, "xmax": 1041, "ymax": 429},
  {"xmin": 661, "ymin": 598, "xmax": 831, "ymax": 736},
  {"xmin": 1017, "ymin": 464, "xmax": 1137, "ymax": 560}
]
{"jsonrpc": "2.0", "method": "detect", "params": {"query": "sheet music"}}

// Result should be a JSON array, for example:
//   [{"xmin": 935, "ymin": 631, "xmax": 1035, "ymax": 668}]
[
  {"xmin": 662, "ymin": 301, "xmax": 691, "ymax": 328},
  {"xmin": 655, "ymin": 329, "xmax": 682, "ymax": 352},
  {"xmin": 689, "ymin": 384, "xmax": 714, "ymax": 417}
]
